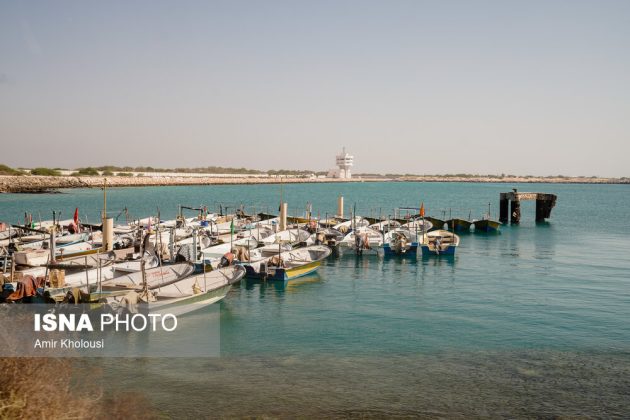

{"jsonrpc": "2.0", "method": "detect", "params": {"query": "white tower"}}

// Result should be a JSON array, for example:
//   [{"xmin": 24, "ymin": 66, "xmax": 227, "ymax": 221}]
[{"xmin": 335, "ymin": 147, "xmax": 354, "ymax": 179}]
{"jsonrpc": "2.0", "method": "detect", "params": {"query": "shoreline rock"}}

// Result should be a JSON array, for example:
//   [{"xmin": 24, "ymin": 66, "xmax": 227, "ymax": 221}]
[{"xmin": 0, "ymin": 175, "xmax": 627, "ymax": 193}]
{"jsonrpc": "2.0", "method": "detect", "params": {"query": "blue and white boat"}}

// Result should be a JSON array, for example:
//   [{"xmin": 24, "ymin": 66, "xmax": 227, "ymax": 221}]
[
  {"xmin": 338, "ymin": 227, "xmax": 383, "ymax": 256},
  {"xmin": 381, "ymin": 228, "xmax": 420, "ymax": 256},
  {"xmin": 420, "ymin": 230, "xmax": 460, "ymax": 256}
]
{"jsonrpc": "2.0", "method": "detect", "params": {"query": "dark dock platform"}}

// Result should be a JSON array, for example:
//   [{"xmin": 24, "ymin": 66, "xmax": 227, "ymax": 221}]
[{"xmin": 499, "ymin": 189, "xmax": 557, "ymax": 224}]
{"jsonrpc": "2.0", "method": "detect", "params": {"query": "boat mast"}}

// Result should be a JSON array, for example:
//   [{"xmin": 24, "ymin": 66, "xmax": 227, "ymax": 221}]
[{"xmin": 103, "ymin": 178, "xmax": 107, "ymax": 221}]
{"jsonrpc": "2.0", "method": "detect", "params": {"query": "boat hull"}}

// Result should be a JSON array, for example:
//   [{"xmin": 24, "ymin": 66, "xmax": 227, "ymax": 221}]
[
  {"xmin": 338, "ymin": 245, "xmax": 380, "ymax": 256},
  {"xmin": 382, "ymin": 243, "xmax": 419, "ymax": 256},
  {"xmin": 149, "ymin": 283, "xmax": 232, "ymax": 316},
  {"xmin": 420, "ymin": 244, "xmax": 457, "ymax": 256},
  {"xmin": 445, "ymin": 219, "xmax": 472, "ymax": 233},
  {"xmin": 419, "ymin": 229, "xmax": 460, "ymax": 257},
  {"xmin": 473, "ymin": 220, "xmax": 501, "ymax": 233},
  {"xmin": 424, "ymin": 217, "xmax": 445, "ymax": 231},
  {"xmin": 244, "ymin": 260, "xmax": 321, "ymax": 282}
]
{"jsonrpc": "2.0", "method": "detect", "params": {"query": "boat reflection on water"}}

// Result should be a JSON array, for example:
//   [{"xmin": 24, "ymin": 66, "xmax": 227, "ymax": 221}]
[
  {"xmin": 240, "ymin": 271, "xmax": 323, "ymax": 293},
  {"xmin": 421, "ymin": 254, "xmax": 456, "ymax": 266},
  {"xmin": 283, "ymin": 272, "xmax": 323, "ymax": 291}
]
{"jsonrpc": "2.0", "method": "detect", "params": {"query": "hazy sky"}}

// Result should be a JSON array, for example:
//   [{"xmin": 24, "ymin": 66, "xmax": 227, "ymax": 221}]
[{"xmin": 1, "ymin": 0, "xmax": 629, "ymax": 176}]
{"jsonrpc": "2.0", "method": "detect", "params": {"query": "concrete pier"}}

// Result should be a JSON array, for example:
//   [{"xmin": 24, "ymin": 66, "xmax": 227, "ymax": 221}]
[{"xmin": 499, "ymin": 190, "xmax": 557, "ymax": 224}]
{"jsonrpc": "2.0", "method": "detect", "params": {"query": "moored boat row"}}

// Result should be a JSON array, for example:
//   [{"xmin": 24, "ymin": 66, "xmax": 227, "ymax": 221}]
[{"xmin": 1, "ymin": 199, "xmax": 505, "ymax": 316}]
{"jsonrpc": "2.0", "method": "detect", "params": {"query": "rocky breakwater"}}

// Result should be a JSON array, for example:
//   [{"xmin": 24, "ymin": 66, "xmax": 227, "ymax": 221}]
[
  {"xmin": 0, "ymin": 175, "xmax": 366, "ymax": 193},
  {"xmin": 0, "ymin": 175, "xmax": 91, "ymax": 193},
  {"xmin": 397, "ymin": 175, "xmax": 629, "ymax": 184}
]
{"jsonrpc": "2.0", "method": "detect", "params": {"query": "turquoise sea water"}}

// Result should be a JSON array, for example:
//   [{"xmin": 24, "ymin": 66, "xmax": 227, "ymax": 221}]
[{"xmin": 2, "ymin": 182, "xmax": 629, "ymax": 417}]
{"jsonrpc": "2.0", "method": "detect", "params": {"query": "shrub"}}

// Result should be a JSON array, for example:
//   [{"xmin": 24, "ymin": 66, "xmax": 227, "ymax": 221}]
[
  {"xmin": 117, "ymin": 172, "xmax": 133, "ymax": 177},
  {"xmin": 72, "ymin": 167, "xmax": 100, "ymax": 176},
  {"xmin": 30, "ymin": 167, "xmax": 62, "ymax": 176},
  {"xmin": 0, "ymin": 164, "xmax": 24, "ymax": 175}
]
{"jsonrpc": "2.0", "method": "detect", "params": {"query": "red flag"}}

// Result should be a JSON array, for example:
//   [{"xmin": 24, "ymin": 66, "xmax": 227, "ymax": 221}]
[
  {"xmin": 419, "ymin": 202, "xmax": 425, "ymax": 217},
  {"xmin": 73, "ymin": 208, "xmax": 79, "ymax": 224}
]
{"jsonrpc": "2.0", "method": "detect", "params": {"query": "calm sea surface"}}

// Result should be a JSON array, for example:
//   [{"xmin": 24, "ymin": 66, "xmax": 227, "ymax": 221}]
[{"xmin": 2, "ymin": 182, "xmax": 629, "ymax": 417}]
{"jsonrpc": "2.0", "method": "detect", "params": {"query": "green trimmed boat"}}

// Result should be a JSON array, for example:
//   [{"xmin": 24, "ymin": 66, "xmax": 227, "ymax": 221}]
[
  {"xmin": 424, "ymin": 217, "xmax": 445, "ymax": 231},
  {"xmin": 242, "ymin": 245, "xmax": 331, "ymax": 282},
  {"xmin": 472, "ymin": 218, "xmax": 502, "ymax": 233},
  {"xmin": 445, "ymin": 218, "xmax": 472, "ymax": 233}
]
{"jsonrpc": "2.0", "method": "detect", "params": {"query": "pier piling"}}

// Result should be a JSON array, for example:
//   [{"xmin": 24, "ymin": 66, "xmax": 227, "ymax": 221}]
[
  {"xmin": 337, "ymin": 196, "xmax": 344, "ymax": 218},
  {"xmin": 499, "ymin": 197, "xmax": 509, "ymax": 223},
  {"xmin": 510, "ymin": 200, "xmax": 521, "ymax": 224},
  {"xmin": 535, "ymin": 196, "xmax": 557, "ymax": 222},
  {"xmin": 280, "ymin": 203, "xmax": 287, "ymax": 231},
  {"xmin": 102, "ymin": 218, "xmax": 114, "ymax": 251}
]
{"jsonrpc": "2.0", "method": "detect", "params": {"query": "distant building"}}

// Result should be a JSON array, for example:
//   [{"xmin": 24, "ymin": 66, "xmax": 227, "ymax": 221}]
[{"xmin": 327, "ymin": 147, "xmax": 354, "ymax": 179}]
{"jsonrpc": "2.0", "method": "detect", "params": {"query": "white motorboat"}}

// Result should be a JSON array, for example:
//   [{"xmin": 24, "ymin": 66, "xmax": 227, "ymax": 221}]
[{"xmin": 339, "ymin": 227, "xmax": 383, "ymax": 255}]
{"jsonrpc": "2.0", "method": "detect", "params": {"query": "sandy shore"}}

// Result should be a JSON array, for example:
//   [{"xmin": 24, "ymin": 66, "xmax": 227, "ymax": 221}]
[{"xmin": 0, "ymin": 174, "xmax": 627, "ymax": 193}]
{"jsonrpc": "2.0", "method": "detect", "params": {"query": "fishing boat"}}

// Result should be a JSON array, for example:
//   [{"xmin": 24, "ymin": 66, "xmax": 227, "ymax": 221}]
[
  {"xmin": 472, "ymin": 204, "xmax": 502, "ymax": 233},
  {"xmin": 256, "ymin": 242, "xmax": 294, "ymax": 257},
  {"xmin": 472, "ymin": 218, "xmax": 502, "ymax": 233},
  {"xmin": 51, "ymin": 251, "xmax": 117, "ymax": 270},
  {"xmin": 239, "ymin": 223, "xmax": 274, "ymax": 236},
  {"xmin": 424, "ymin": 216, "xmax": 445, "ymax": 231},
  {"xmin": 55, "ymin": 232, "xmax": 90, "ymax": 245},
  {"xmin": 112, "ymin": 253, "xmax": 161, "ymax": 274},
  {"xmin": 13, "ymin": 241, "xmax": 95, "ymax": 266},
  {"xmin": 261, "ymin": 228, "xmax": 311, "ymax": 246},
  {"xmin": 201, "ymin": 236, "xmax": 260, "ymax": 259},
  {"xmin": 113, "ymin": 224, "xmax": 139, "ymax": 234},
  {"xmin": 102, "ymin": 265, "xmax": 244, "ymax": 316},
  {"xmin": 212, "ymin": 219, "xmax": 240, "ymax": 235},
  {"xmin": 32, "ymin": 262, "xmax": 194, "ymax": 301},
  {"xmin": 419, "ymin": 230, "xmax": 460, "ymax": 256},
  {"xmin": 16, "ymin": 233, "xmax": 48, "ymax": 244},
  {"xmin": 368, "ymin": 220, "xmax": 401, "ymax": 232},
  {"xmin": 445, "ymin": 218, "xmax": 472, "ymax": 233},
  {"xmin": 144, "ymin": 265, "xmax": 245, "ymax": 315},
  {"xmin": 241, "ymin": 245, "xmax": 331, "ymax": 282},
  {"xmin": 98, "ymin": 263, "xmax": 196, "ymax": 292},
  {"xmin": 381, "ymin": 228, "xmax": 420, "ymax": 256},
  {"xmin": 311, "ymin": 228, "xmax": 344, "ymax": 248},
  {"xmin": 19, "ymin": 235, "xmax": 93, "ymax": 251},
  {"xmin": 286, "ymin": 215, "xmax": 313, "ymax": 224},
  {"xmin": 252, "ymin": 212, "xmax": 277, "ymax": 223},
  {"xmin": 318, "ymin": 217, "xmax": 346, "ymax": 228},
  {"xmin": 333, "ymin": 217, "xmax": 369, "ymax": 232},
  {"xmin": 148, "ymin": 226, "xmax": 194, "ymax": 243},
  {"xmin": 9, "ymin": 251, "xmax": 114, "ymax": 280},
  {"xmin": 401, "ymin": 219, "xmax": 433, "ymax": 233},
  {"xmin": 12, "ymin": 249, "xmax": 51, "ymax": 266},
  {"xmin": 224, "ymin": 241, "xmax": 294, "ymax": 267},
  {"xmin": 338, "ymin": 227, "xmax": 384, "ymax": 256},
  {"xmin": 0, "ymin": 224, "xmax": 19, "ymax": 241}
]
